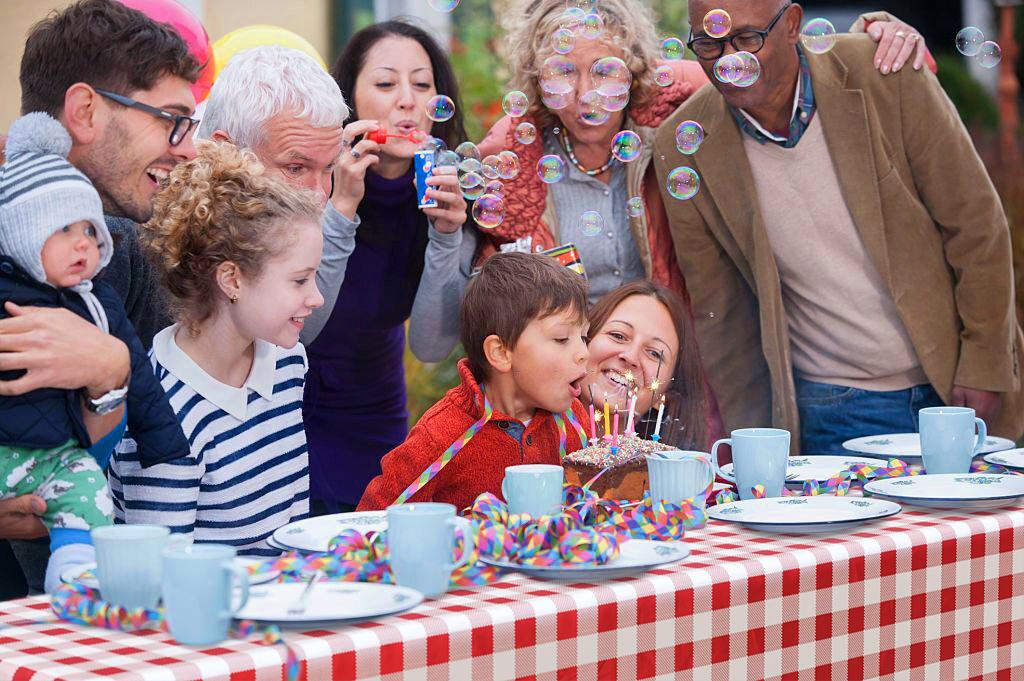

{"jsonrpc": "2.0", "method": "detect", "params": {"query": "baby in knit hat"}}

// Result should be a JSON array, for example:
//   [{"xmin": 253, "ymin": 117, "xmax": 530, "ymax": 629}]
[{"xmin": 0, "ymin": 113, "xmax": 189, "ymax": 593}]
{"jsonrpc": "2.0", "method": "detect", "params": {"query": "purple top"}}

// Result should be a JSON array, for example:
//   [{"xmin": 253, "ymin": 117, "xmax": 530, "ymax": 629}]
[{"xmin": 303, "ymin": 169, "xmax": 430, "ymax": 506}]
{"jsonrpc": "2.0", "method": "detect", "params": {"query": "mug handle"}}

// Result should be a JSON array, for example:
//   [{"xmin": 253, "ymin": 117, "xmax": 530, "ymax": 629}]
[
  {"xmin": 222, "ymin": 562, "xmax": 250, "ymax": 619},
  {"xmin": 972, "ymin": 417, "xmax": 988, "ymax": 455},
  {"xmin": 698, "ymin": 455, "xmax": 715, "ymax": 493},
  {"xmin": 710, "ymin": 438, "xmax": 735, "ymax": 482},
  {"xmin": 500, "ymin": 477, "xmax": 509, "ymax": 503},
  {"xmin": 449, "ymin": 517, "xmax": 475, "ymax": 570}
]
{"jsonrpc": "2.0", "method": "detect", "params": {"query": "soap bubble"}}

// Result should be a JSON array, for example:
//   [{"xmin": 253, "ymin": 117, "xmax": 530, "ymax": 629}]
[
  {"xmin": 560, "ymin": 6, "xmax": 586, "ymax": 32},
  {"xmin": 703, "ymin": 9, "xmax": 732, "ymax": 39},
  {"xmin": 978, "ymin": 41, "xmax": 1002, "ymax": 68},
  {"xmin": 578, "ymin": 89, "xmax": 610, "ymax": 125},
  {"xmin": 425, "ymin": 95, "xmax": 455, "ymax": 122},
  {"xmin": 417, "ymin": 136, "xmax": 446, "ymax": 153},
  {"xmin": 675, "ymin": 120, "xmax": 704, "ymax": 155},
  {"xmin": 481, "ymin": 155, "xmax": 502, "ymax": 180},
  {"xmin": 502, "ymin": 90, "xmax": 529, "ymax": 117},
  {"xmin": 566, "ymin": 0, "xmax": 596, "ymax": 10},
  {"xmin": 455, "ymin": 141, "xmax": 481, "ymax": 161},
  {"xmin": 627, "ymin": 196, "xmax": 643, "ymax": 217},
  {"xmin": 582, "ymin": 12, "xmax": 604, "ymax": 39},
  {"xmin": 552, "ymin": 27, "xmax": 576, "ymax": 54},
  {"xmin": 514, "ymin": 122, "xmax": 537, "ymax": 145},
  {"xmin": 427, "ymin": 0, "xmax": 459, "ymax": 11},
  {"xmin": 472, "ymin": 194, "xmax": 506, "ymax": 229},
  {"xmin": 457, "ymin": 157, "xmax": 482, "ymax": 176},
  {"xmin": 497, "ymin": 150, "xmax": 520, "ymax": 179},
  {"xmin": 462, "ymin": 181, "xmax": 486, "ymax": 201},
  {"xmin": 459, "ymin": 170, "xmax": 484, "ymax": 189},
  {"xmin": 578, "ymin": 210, "xmax": 604, "ymax": 237},
  {"xmin": 713, "ymin": 53, "xmax": 743, "ymax": 84},
  {"xmin": 435, "ymin": 149, "xmax": 459, "ymax": 168},
  {"xmin": 539, "ymin": 56, "xmax": 578, "ymax": 111},
  {"xmin": 610, "ymin": 130, "xmax": 642, "ymax": 162},
  {"xmin": 955, "ymin": 26, "xmax": 985, "ymax": 57},
  {"xmin": 537, "ymin": 154, "xmax": 566, "ymax": 183},
  {"xmin": 800, "ymin": 18, "xmax": 836, "ymax": 55},
  {"xmin": 485, "ymin": 179, "xmax": 504, "ymax": 197},
  {"xmin": 661, "ymin": 37, "xmax": 685, "ymax": 61},
  {"xmin": 654, "ymin": 65, "xmax": 675, "ymax": 87},
  {"xmin": 732, "ymin": 51, "xmax": 761, "ymax": 88},
  {"xmin": 592, "ymin": 56, "xmax": 632, "ymax": 112},
  {"xmin": 667, "ymin": 166, "xmax": 700, "ymax": 200}
]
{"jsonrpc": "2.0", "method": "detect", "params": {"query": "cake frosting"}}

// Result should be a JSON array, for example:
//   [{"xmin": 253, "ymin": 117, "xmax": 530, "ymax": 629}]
[{"xmin": 563, "ymin": 435, "xmax": 670, "ymax": 500}]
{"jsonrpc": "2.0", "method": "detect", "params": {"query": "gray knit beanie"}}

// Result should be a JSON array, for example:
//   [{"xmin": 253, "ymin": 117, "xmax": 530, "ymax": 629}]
[{"xmin": 0, "ymin": 112, "xmax": 111, "ymax": 284}]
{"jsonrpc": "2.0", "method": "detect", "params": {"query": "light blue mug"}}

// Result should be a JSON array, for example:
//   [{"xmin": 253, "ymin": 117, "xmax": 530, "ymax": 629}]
[
  {"xmin": 161, "ymin": 544, "xmax": 250, "ymax": 646},
  {"xmin": 92, "ymin": 525, "xmax": 188, "ymax": 610},
  {"xmin": 711, "ymin": 428, "xmax": 791, "ymax": 500},
  {"xmin": 919, "ymin": 406, "xmax": 987, "ymax": 474},
  {"xmin": 501, "ymin": 464, "xmax": 564, "ymax": 517},
  {"xmin": 645, "ymin": 450, "xmax": 715, "ymax": 510},
  {"xmin": 386, "ymin": 503, "xmax": 474, "ymax": 598}
]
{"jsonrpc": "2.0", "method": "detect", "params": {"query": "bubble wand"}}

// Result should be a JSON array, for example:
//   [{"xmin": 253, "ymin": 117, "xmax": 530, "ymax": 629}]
[{"xmin": 366, "ymin": 127, "xmax": 428, "ymax": 145}]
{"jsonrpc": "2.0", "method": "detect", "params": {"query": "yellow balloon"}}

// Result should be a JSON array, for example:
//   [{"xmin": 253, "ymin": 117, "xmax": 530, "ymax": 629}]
[{"xmin": 211, "ymin": 25, "xmax": 327, "ymax": 79}]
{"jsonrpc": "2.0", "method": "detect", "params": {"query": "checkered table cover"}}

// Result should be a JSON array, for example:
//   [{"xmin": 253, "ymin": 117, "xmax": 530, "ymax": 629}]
[{"xmin": 1, "ymin": 503, "xmax": 1022, "ymax": 681}]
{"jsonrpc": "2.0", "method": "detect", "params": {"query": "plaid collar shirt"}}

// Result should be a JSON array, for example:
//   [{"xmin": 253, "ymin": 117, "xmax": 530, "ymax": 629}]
[{"xmin": 730, "ymin": 45, "xmax": 816, "ymax": 148}]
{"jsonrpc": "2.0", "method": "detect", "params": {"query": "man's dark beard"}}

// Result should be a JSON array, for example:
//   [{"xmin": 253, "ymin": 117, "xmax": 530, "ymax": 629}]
[{"xmin": 75, "ymin": 117, "xmax": 154, "ymax": 224}]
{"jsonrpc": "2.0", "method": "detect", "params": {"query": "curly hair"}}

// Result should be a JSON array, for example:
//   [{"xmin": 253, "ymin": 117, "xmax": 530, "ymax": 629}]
[
  {"xmin": 501, "ymin": 0, "xmax": 663, "ymax": 130},
  {"xmin": 141, "ymin": 140, "xmax": 322, "ymax": 336}
]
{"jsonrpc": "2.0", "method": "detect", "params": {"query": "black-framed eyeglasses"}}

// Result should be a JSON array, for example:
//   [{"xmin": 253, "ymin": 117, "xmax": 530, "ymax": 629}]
[
  {"xmin": 94, "ymin": 88, "xmax": 199, "ymax": 147},
  {"xmin": 686, "ymin": 3, "xmax": 791, "ymax": 61}
]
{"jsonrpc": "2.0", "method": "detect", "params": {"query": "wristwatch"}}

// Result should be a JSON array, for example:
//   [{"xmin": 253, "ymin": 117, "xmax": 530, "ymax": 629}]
[{"xmin": 82, "ymin": 370, "xmax": 130, "ymax": 415}]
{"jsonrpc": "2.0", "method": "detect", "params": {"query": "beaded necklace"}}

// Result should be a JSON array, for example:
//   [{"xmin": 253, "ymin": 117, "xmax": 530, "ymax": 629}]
[{"xmin": 558, "ymin": 127, "xmax": 615, "ymax": 177}]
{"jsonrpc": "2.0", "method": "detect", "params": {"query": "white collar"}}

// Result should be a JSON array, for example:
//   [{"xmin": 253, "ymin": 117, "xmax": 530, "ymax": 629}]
[
  {"xmin": 152, "ymin": 325, "xmax": 277, "ymax": 421},
  {"xmin": 738, "ymin": 74, "xmax": 803, "ymax": 143}
]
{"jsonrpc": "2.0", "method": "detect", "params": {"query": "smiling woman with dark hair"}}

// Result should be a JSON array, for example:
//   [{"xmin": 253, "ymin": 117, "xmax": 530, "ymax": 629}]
[{"xmin": 301, "ymin": 19, "xmax": 471, "ymax": 515}]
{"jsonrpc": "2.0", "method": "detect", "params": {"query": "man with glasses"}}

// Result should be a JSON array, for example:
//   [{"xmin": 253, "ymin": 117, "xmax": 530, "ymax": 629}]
[
  {"xmin": 654, "ymin": 0, "xmax": 1023, "ymax": 454},
  {"xmin": 0, "ymin": 0, "xmax": 200, "ymax": 596}
]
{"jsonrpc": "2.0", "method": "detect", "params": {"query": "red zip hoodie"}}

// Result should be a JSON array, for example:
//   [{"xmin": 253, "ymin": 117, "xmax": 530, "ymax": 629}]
[{"xmin": 358, "ymin": 359, "xmax": 590, "ymax": 512}]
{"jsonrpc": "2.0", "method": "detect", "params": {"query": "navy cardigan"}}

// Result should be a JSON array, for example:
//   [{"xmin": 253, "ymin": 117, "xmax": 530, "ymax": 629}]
[{"xmin": 0, "ymin": 256, "xmax": 189, "ymax": 466}]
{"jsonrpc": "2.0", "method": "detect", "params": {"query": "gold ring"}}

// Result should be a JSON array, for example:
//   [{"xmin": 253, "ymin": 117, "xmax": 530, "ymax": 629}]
[
  {"xmin": 908, "ymin": 33, "xmax": 919, "ymax": 41},
  {"xmin": 895, "ymin": 30, "xmax": 906, "ymax": 38}
]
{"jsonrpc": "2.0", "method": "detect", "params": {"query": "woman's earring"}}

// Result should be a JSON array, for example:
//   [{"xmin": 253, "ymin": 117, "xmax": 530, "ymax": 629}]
[{"xmin": 229, "ymin": 295, "xmax": 238, "ymax": 305}]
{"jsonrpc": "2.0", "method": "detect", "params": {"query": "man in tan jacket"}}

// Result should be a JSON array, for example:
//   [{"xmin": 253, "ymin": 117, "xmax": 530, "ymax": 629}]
[{"xmin": 655, "ymin": 0, "xmax": 1023, "ymax": 454}]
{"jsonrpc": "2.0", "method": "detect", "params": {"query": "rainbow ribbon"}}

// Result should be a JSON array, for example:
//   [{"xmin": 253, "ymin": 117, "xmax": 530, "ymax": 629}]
[
  {"xmin": 50, "ymin": 582, "xmax": 300, "ymax": 680},
  {"xmin": 711, "ymin": 457, "xmax": 920, "ymax": 505},
  {"xmin": 394, "ymin": 391, "xmax": 581, "ymax": 504}
]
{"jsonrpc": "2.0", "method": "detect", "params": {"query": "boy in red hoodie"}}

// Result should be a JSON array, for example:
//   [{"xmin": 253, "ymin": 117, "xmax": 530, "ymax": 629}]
[{"xmin": 358, "ymin": 252, "xmax": 590, "ymax": 512}]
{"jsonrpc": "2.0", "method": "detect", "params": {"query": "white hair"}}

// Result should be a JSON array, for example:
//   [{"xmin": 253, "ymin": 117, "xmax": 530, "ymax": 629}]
[{"xmin": 197, "ymin": 45, "xmax": 350, "ymax": 149}]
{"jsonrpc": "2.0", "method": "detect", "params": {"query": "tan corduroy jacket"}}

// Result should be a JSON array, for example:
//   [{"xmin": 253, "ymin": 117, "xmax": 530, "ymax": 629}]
[{"xmin": 653, "ymin": 35, "xmax": 1024, "ymax": 449}]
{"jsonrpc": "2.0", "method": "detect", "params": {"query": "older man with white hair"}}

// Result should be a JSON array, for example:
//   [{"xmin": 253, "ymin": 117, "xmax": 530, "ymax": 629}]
[{"xmin": 198, "ymin": 44, "xmax": 368, "ymax": 343}]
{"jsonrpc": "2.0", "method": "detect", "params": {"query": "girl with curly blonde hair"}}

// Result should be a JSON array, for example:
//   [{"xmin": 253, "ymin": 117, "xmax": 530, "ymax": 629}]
[{"xmin": 109, "ymin": 140, "xmax": 325, "ymax": 556}]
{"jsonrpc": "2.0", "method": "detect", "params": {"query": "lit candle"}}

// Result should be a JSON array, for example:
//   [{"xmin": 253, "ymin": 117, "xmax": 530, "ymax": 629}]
[
  {"xmin": 625, "ymin": 391, "xmax": 637, "ymax": 436},
  {"xmin": 589, "ymin": 403, "xmax": 596, "ymax": 441},
  {"xmin": 651, "ymin": 395, "xmax": 666, "ymax": 441},
  {"xmin": 613, "ymin": 412, "xmax": 620, "ymax": 447},
  {"xmin": 603, "ymin": 400, "xmax": 611, "ymax": 439}
]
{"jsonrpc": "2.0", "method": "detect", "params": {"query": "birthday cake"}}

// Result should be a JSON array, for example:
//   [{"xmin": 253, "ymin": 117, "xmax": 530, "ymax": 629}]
[{"xmin": 563, "ymin": 435, "xmax": 670, "ymax": 500}]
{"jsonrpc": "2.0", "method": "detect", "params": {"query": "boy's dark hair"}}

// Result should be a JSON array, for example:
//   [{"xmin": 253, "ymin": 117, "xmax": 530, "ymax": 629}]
[
  {"xmin": 460, "ymin": 252, "xmax": 588, "ymax": 382},
  {"xmin": 20, "ymin": 0, "xmax": 200, "ymax": 117}
]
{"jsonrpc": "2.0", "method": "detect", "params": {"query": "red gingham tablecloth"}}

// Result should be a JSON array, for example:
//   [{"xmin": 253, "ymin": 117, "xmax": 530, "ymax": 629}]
[{"xmin": 1, "ymin": 503, "xmax": 1022, "ymax": 681}]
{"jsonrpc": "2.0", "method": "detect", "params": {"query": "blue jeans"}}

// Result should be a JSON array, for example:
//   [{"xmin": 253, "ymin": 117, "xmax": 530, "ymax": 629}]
[{"xmin": 795, "ymin": 377, "xmax": 944, "ymax": 455}]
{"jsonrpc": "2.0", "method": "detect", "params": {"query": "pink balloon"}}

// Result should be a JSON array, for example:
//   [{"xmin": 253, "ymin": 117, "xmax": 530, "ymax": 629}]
[{"xmin": 118, "ymin": 0, "xmax": 215, "ymax": 102}]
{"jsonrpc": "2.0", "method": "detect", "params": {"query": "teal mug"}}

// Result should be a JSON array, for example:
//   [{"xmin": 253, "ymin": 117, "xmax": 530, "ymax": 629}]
[
  {"xmin": 919, "ymin": 406, "xmax": 987, "ymax": 474},
  {"xmin": 501, "ymin": 464, "xmax": 564, "ymax": 517},
  {"xmin": 161, "ymin": 543, "xmax": 250, "ymax": 645},
  {"xmin": 92, "ymin": 525, "xmax": 188, "ymax": 610},
  {"xmin": 711, "ymin": 428, "xmax": 791, "ymax": 499},
  {"xmin": 387, "ymin": 503, "xmax": 474, "ymax": 598}
]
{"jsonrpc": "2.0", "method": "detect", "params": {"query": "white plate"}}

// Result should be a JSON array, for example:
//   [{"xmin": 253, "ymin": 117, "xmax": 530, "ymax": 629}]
[
  {"xmin": 721, "ymin": 455, "xmax": 889, "ymax": 484},
  {"xmin": 273, "ymin": 511, "xmax": 388, "ymax": 553},
  {"xmin": 478, "ymin": 539, "xmax": 690, "ymax": 580},
  {"xmin": 842, "ymin": 433, "xmax": 1015, "ymax": 459},
  {"xmin": 235, "ymin": 580, "xmax": 422, "ymax": 625},
  {"xmin": 707, "ymin": 496, "xmax": 901, "ymax": 533},
  {"xmin": 61, "ymin": 557, "xmax": 280, "ymax": 590},
  {"xmin": 983, "ymin": 448, "xmax": 1024, "ymax": 471},
  {"xmin": 864, "ymin": 473, "xmax": 1024, "ymax": 509}
]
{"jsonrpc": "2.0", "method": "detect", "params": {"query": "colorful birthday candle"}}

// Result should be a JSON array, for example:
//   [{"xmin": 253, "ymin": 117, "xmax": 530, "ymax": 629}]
[
  {"xmin": 603, "ymin": 400, "xmax": 611, "ymax": 439},
  {"xmin": 652, "ymin": 395, "xmax": 666, "ymax": 441},
  {"xmin": 588, "ymin": 403, "xmax": 596, "ymax": 441},
  {"xmin": 625, "ymin": 391, "xmax": 637, "ymax": 436},
  {"xmin": 612, "ymin": 413, "xmax": 619, "ymax": 447}
]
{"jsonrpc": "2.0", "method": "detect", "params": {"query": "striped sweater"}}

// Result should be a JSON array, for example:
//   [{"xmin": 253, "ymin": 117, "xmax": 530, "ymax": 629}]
[{"xmin": 109, "ymin": 326, "xmax": 310, "ymax": 556}]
